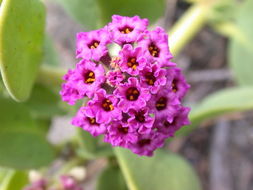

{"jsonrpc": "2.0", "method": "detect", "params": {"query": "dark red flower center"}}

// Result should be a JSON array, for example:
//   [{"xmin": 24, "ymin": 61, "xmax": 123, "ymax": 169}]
[
  {"xmin": 119, "ymin": 26, "xmax": 133, "ymax": 34},
  {"xmin": 155, "ymin": 97, "xmax": 167, "ymax": 111},
  {"xmin": 118, "ymin": 125, "xmax": 129, "ymax": 134},
  {"xmin": 84, "ymin": 70, "xmax": 95, "ymax": 84},
  {"xmin": 148, "ymin": 43, "xmax": 160, "ymax": 57},
  {"xmin": 87, "ymin": 117, "xmax": 98, "ymax": 125},
  {"xmin": 127, "ymin": 57, "xmax": 139, "ymax": 70},
  {"xmin": 145, "ymin": 72, "xmax": 156, "ymax": 85},
  {"xmin": 126, "ymin": 87, "xmax": 140, "ymax": 101},
  {"xmin": 88, "ymin": 40, "xmax": 100, "ymax": 49},
  {"xmin": 102, "ymin": 98, "xmax": 114, "ymax": 111},
  {"xmin": 135, "ymin": 111, "xmax": 146, "ymax": 123},
  {"xmin": 172, "ymin": 80, "xmax": 178, "ymax": 92},
  {"xmin": 164, "ymin": 118, "xmax": 176, "ymax": 127},
  {"xmin": 138, "ymin": 139, "xmax": 151, "ymax": 147}
]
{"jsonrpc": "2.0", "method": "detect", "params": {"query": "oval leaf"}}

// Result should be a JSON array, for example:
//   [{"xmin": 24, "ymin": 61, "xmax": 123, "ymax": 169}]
[
  {"xmin": 228, "ymin": 0, "xmax": 253, "ymax": 85},
  {"xmin": 96, "ymin": 165, "xmax": 127, "ymax": 190},
  {"xmin": 115, "ymin": 148, "xmax": 201, "ymax": 190},
  {"xmin": 0, "ymin": 170, "xmax": 28, "ymax": 190},
  {"xmin": 0, "ymin": 0, "xmax": 45, "ymax": 101},
  {"xmin": 0, "ymin": 97, "xmax": 55, "ymax": 169},
  {"xmin": 178, "ymin": 87, "xmax": 253, "ymax": 135}
]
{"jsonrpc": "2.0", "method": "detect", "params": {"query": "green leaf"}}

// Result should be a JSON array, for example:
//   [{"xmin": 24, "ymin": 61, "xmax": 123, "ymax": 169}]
[
  {"xmin": 115, "ymin": 148, "xmax": 201, "ymax": 190},
  {"xmin": 25, "ymin": 84, "xmax": 65, "ymax": 119},
  {"xmin": 0, "ymin": 97, "xmax": 55, "ymax": 169},
  {"xmin": 228, "ymin": 0, "xmax": 253, "ymax": 85},
  {"xmin": 96, "ymin": 165, "xmax": 127, "ymax": 190},
  {"xmin": 178, "ymin": 87, "xmax": 253, "ymax": 135},
  {"xmin": 54, "ymin": 0, "xmax": 99, "ymax": 29},
  {"xmin": 0, "ymin": 0, "xmax": 46, "ymax": 101},
  {"xmin": 0, "ymin": 170, "xmax": 28, "ymax": 190},
  {"xmin": 97, "ymin": 0, "xmax": 166, "ymax": 25}
]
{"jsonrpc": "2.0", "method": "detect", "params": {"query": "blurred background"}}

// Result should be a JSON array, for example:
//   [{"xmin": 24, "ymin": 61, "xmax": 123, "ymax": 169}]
[
  {"xmin": 44, "ymin": 0, "xmax": 253, "ymax": 189},
  {"xmin": 0, "ymin": 0, "xmax": 253, "ymax": 189}
]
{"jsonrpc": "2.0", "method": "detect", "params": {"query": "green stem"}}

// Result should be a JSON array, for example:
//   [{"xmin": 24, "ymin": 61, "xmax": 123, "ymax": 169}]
[
  {"xmin": 37, "ymin": 65, "xmax": 66, "ymax": 87},
  {"xmin": 169, "ymin": 2, "xmax": 211, "ymax": 56}
]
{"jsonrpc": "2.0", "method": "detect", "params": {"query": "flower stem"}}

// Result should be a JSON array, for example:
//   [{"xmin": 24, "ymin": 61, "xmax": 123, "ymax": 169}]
[
  {"xmin": 169, "ymin": 2, "xmax": 211, "ymax": 56},
  {"xmin": 37, "ymin": 65, "xmax": 66, "ymax": 87}
]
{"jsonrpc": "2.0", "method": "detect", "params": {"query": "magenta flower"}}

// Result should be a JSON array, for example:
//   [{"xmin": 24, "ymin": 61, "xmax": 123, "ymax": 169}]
[
  {"xmin": 129, "ymin": 132, "xmax": 166, "ymax": 156},
  {"xmin": 72, "ymin": 106, "xmax": 107, "ymax": 136},
  {"xmin": 140, "ymin": 63, "xmax": 167, "ymax": 94},
  {"xmin": 148, "ymin": 87, "xmax": 180, "ymax": 123},
  {"xmin": 76, "ymin": 27, "xmax": 111, "ymax": 61},
  {"xmin": 114, "ymin": 77, "xmax": 151, "ymax": 112},
  {"xmin": 138, "ymin": 27, "xmax": 175, "ymax": 67},
  {"xmin": 60, "ymin": 69, "xmax": 83, "ymax": 105},
  {"xmin": 60, "ymin": 83, "xmax": 83, "ymax": 105},
  {"xmin": 108, "ymin": 15, "xmax": 148, "ymax": 45},
  {"xmin": 104, "ymin": 121, "xmax": 138, "ymax": 147},
  {"xmin": 128, "ymin": 107, "xmax": 155, "ymax": 134},
  {"xmin": 71, "ymin": 60, "xmax": 105, "ymax": 98},
  {"xmin": 118, "ymin": 44, "xmax": 147, "ymax": 75},
  {"xmin": 88, "ymin": 89, "xmax": 122, "ymax": 124},
  {"xmin": 60, "ymin": 176, "xmax": 83, "ymax": 190},
  {"xmin": 60, "ymin": 15, "xmax": 190, "ymax": 156},
  {"xmin": 166, "ymin": 68, "xmax": 190, "ymax": 100},
  {"xmin": 156, "ymin": 106, "xmax": 190, "ymax": 137},
  {"xmin": 107, "ymin": 70, "xmax": 124, "ymax": 86}
]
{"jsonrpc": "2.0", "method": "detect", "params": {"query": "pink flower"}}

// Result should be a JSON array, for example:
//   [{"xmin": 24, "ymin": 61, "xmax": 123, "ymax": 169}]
[
  {"xmin": 60, "ymin": 15, "xmax": 191, "ymax": 156},
  {"xmin": 118, "ymin": 44, "xmax": 147, "ymax": 75},
  {"xmin": 148, "ymin": 87, "xmax": 180, "ymax": 123},
  {"xmin": 88, "ymin": 89, "xmax": 122, "ymax": 124},
  {"xmin": 70, "ymin": 60, "xmax": 105, "ymax": 98},
  {"xmin": 76, "ymin": 27, "xmax": 111, "ymax": 61},
  {"xmin": 129, "ymin": 132, "xmax": 166, "ymax": 156},
  {"xmin": 114, "ymin": 77, "xmax": 151, "ymax": 112},
  {"xmin": 128, "ymin": 107, "xmax": 155, "ymax": 134},
  {"xmin": 108, "ymin": 15, "xmax": 148, "ymax": 45},
  {"xmin": 60, "ymin": 82, "xmax": 83, "ymax": 105},
  {"xmin": 166, "ymin": 68, "xmax": 190, "ymax": 100},
  {"xmin": 140, "ymin": 63, "xmax": 167, "ymax": 94},
  {"xmin": 60, "ymin": 69, "xmax": 83, "ymax": 105},
  {"xmin": 107, "ymin": 70, "xmax": 124, "ymax": 86},
  {"xmin": 72, "ymin": 106, "xmax": 107, "ymax": 136},
  {"xmin": 138, "ymin": 27, "xmax": 175, "ymax": 67},
  {"xmin": 156, "ymin": 106, "xmax": 190, "ymax": 137},
  {"xmin": 104, "ymin": 121, "xmax": 138, "ymax": 147}
]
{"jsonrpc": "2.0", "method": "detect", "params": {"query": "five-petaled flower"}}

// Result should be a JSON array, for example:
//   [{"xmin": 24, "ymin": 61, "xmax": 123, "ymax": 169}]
[{"xmin": 60, "ymin": 15, "xmax": 190, "ymax": 156}]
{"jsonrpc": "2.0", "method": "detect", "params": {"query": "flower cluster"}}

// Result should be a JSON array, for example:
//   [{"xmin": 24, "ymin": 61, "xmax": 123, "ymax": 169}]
[{"xmin": 60, "ymin": 15, "xmax": 190, "ymax": 156}]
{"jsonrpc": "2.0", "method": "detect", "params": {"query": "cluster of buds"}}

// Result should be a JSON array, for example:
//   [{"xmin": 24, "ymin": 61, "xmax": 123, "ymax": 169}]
[{"xmin": 60, "ymin": 15, "xmax": 190, "ymax": 156}]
